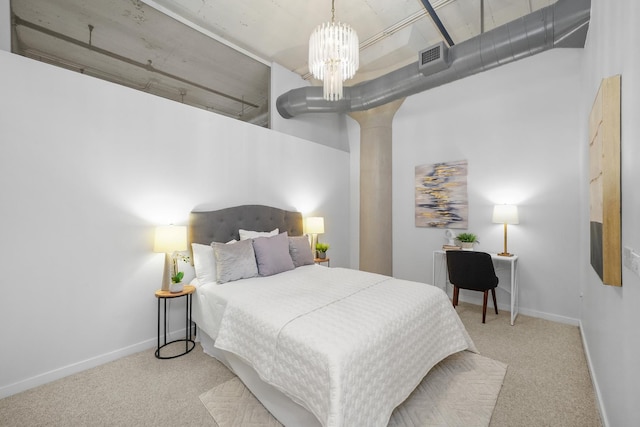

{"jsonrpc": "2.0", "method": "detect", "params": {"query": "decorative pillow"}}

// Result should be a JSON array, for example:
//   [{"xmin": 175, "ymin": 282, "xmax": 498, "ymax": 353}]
[
  {"xmin": 192, "ymin": 243, "xmax": 217, "ymax": 285},
  {"xmin": 239, "ymin": 228, "xmax": 279, "ymax": 240},
  {"xmin": 252, "ymin": 232, "xmax": 295, "ymax": 276},
  {"xmin": 212, "ymin": 239, "xmax": 258, "ymax": 283},
  {"xmin": 288, "ymin": 235, "xmax": 315, "ymax": 267}
]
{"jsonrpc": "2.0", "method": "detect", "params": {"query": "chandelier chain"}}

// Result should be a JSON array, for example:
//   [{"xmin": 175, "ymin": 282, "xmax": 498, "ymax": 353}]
[{"xmin": 331, "ymin": 0, "xmax": 336, "ymax": 23}]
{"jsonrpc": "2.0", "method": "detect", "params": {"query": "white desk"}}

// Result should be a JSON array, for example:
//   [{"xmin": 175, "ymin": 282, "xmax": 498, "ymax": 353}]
[{"xmin": 432, "ymin": 250, "xmax": 519, "ymax": 325}]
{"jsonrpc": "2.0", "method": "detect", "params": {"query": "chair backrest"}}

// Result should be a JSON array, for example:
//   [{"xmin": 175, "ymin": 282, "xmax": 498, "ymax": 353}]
[{"xmin": 446, "ymin": 251, "xmax": 499, "ymax": 291}]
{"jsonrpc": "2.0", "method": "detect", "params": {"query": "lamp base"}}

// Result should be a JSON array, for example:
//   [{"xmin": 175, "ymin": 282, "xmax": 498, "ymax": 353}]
[
  {"xmin": 497, "ymin": 252, "xmax": 514, "ymax": 257},
  {"xmin": 161, "ymin": 253, "xmax": 171, "ymax": 291}
]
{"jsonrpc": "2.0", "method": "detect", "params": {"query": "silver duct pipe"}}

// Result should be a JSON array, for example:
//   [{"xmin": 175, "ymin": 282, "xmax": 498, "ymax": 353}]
[{"xmin": 276, "ymin": 0, "xmax": 591, "ymax": 119}]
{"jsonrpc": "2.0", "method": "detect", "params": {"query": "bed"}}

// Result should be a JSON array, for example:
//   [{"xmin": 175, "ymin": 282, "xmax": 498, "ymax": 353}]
[{"xmin": 188, "ymin": 205, "xmax": 476, "ymax": 427}]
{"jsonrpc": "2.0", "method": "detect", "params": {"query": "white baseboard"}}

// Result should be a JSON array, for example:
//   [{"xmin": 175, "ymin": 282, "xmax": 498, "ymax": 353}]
[
  {"xmin": 515, "ymin": 306, "xmax": 579, "ymax": 326},
  {"xmin": 579, "ymin": 321, "xmax": 609, "ymax": 427},
  {"xmin": 0, "ymin": 328, "xmax": 188, "ymax": 399},
  {"xmin": 457, "ymin": 294, "xmax": 580, "ymax": 326}
]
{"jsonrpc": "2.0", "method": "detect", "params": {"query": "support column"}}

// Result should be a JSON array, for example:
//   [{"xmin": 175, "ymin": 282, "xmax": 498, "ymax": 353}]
[
  {"xmin": 0, "ymin": 1, "xmax": 10, "ymax": 52},
  {"xmin": 349, "ymin": 98, "xmax": 404, "ymax": 276}
]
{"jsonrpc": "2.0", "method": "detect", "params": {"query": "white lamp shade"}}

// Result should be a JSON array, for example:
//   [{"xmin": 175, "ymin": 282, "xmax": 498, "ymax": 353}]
[
  {"xmin": 492, "ymin": 205, "xmax": 519, "ymax": 224},
  {"xmin": 153, "ymin": 225, "xmax": 187, "ymax": 253},
  {"xmin": 304, "ymin": 217, "xmax": 325, "ymax": 234}
]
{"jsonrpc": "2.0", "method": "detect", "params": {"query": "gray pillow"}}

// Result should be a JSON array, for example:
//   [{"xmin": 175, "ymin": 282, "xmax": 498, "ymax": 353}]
[
  {"xmin": 252, "ymin": 232, "xmax": 295, "ymax": 276},
  {"xmin": 289, "ymin": 235, "xmax": 315, "ymax": 267},
  {"xmin": 212, "ymin": 239, "xmax": 258, "ymax": 283}
]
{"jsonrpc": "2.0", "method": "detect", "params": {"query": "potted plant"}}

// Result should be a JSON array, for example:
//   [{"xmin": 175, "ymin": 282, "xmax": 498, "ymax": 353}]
[
  {"xmin": 316, "ymin": 242, "xmax": 330, "ymax": 259},
  {"xmin": 455, "ymin": 233, "xmax": 479, "ymax": 250},
  {"xmin": 170, "ymin": 253, "xmax": 190, "ymax": 293}
]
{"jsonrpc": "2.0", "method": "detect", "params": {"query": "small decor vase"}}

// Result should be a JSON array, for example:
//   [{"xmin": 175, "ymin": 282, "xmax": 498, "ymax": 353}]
[
  {"xmin": 317, "ymin": 251, "xmax": 326, "ymax": 259},
  {"xmin": 460, "ymin": 242, "xmax": 475, "ymax": 251},
  {"xmin": 169, "ymin": 282, "xmax": 184, "ymax": 293}
]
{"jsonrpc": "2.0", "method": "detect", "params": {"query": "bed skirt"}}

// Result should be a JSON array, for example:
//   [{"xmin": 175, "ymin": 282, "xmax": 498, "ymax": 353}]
[{"xmin": 198, "ymin": 326, "xmax": 322, "ymax": 427}]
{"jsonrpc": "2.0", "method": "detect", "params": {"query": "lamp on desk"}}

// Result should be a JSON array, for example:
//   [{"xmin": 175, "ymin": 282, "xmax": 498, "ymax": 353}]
[
  {"xmin": 304, "ymin": 217, "xmax": 325, "ymax": 257},
  {"xmin": 492, "ymin": 204, "xmax": 519, "ymax": 257},
  {"xmin": 153, "ymin": 225, "xmax": 187, "ymax": 291}
]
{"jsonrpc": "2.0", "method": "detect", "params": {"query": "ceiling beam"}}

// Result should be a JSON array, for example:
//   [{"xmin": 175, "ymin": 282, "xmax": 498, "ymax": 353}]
[
  {"xmin": 12, "ymin": 14, "xmax": 259, "ymax": 109},
  {"xmin": 418, "ymin": 0, "xmax": 455, "ymax": 46}
]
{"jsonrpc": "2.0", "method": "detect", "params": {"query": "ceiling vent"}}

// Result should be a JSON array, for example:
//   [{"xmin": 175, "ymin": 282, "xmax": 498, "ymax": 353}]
[{"xmin": 418, "ymin": 42, "xmax": 449, "ymax": 75}]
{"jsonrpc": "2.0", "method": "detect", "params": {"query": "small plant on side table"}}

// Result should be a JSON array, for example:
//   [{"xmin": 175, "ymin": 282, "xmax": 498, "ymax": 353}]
[
  {"xmin": 170, "ymin": 253, "xmax": 190, "ymax": 292},
  {"xmin": 316, "ymin": 242, "xmax": 330, "ymax": 259}
]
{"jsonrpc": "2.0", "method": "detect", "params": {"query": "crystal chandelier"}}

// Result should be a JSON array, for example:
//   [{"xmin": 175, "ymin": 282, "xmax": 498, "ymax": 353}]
[{"xmin": 308, "ymin": 0, "xmax": 359, "ymax": 101}]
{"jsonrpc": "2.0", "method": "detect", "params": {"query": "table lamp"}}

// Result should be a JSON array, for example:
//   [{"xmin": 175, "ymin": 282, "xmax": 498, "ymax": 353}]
[
  {"xmin": 492, "ymin": 204, "xmax": 519, "ymax": 257},
  {"xmin": 304, "ymin": 217, "xmax": 325, "ymax": 258},
  {"xmin": 153, "ymin": 225, "xmax": 187, "ymax": 291}
]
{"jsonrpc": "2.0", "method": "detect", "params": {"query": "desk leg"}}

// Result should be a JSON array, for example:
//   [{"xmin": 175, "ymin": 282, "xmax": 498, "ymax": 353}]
[
  {"xmin": 432, "ymin": 251, "xmax": 450, "ymax": 295},
  {"xmin": 432, "ymin": 251, "xmax": 446, "ymax": 293},
  {"xmin": 432, "ymin": 253, "xmax": 436, "ymax": 287}
]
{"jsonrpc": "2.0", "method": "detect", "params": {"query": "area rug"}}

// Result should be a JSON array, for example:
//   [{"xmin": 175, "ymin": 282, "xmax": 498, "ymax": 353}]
[{"xmin": 199, "ymin": 351, "xmax": 507, "ymax": 427}]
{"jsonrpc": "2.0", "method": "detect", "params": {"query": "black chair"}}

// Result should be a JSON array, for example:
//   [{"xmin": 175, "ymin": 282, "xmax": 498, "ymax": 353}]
[{"xmin": 446, "ymin": 251, "xmax": 499, "ymax": 323}]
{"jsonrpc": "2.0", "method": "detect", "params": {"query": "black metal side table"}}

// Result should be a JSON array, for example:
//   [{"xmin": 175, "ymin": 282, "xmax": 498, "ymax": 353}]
[{"xmin": 155, "ymin": 285, "xmax": 196, "ymax": 359}]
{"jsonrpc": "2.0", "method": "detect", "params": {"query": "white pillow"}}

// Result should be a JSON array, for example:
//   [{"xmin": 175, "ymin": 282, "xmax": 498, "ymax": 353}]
[
  {"xmin": 192, "ymin": 243, "xmax": 217, "ymax": 285},
  {"xmin": 239, "ymin": 228, "xmax": 279, "ymax": 240},
  {"xmin": 212, "ymin": 239, "xmax": 259, "ymax": 283}
]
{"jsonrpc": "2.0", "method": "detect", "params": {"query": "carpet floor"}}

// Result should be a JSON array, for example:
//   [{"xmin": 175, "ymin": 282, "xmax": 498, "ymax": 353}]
[
  {"xmin": 200, "ymin": 351, "xmax": 507, "ymax": 427},
  {"xmin": 0, "ymin": 302, "xmax": 602, "ymax": 426}
]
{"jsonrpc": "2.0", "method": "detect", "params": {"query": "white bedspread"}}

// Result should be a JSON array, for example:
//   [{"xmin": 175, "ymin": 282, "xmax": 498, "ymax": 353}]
[{"xmin": 195, "ymin": 265, "xmax": 475, "ymax": 427}]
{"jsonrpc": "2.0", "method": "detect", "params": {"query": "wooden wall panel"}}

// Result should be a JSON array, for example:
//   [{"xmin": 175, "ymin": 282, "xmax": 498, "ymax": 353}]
[{"xmin": 589, "ymin": 75, "xmax": 621, "ymax": 286}]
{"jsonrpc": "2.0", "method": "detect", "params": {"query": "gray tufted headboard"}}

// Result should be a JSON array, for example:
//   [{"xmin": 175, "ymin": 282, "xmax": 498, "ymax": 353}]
[{"xmin": 188, "ymin": 205, "xmax": 303, "ymax": 248}]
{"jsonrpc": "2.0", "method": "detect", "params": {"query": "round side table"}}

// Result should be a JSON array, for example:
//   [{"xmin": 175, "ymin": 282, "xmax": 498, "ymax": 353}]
[{"xmin": 155, "ymin": 285, "xmax": 196, "ymax": 359}]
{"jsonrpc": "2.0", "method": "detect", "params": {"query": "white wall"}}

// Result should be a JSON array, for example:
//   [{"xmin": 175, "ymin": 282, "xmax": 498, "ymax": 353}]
[
  {"xmin": 0, "ymin": 50, "xmax": 350, "ymax": 398},
  {"xmin": 0, "ymin": 0, "xmax": 9, "ymax": 51},
  {"xmin": 579, "ymin": 0, "xmax": 640, "ymax": 425},
  {"xmin": 270, "ymin": 62, "xmax": 350, "ymax": 152},
  {"xmin": 271, "ymin": 62, "xmax": 360, "ymax": 268},
  {"xmin": 392, "ymin": 49, "xmax": 584, "ymax": 323}
]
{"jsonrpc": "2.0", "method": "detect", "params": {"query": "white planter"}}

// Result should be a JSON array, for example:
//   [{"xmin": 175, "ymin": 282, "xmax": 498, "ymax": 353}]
[
  {"xmin": 460, "ymin": 242, "xmax": 475, "ymax": 250},
  {"xmin": 169, "ymin": 282, "xmax": 184, "ymax": 293}
]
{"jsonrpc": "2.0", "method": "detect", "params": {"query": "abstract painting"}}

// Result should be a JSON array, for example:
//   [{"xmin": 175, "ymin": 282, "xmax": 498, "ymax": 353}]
[
  {"xmin": 415, "ymin": 160, "xmax": 468, "ymax": 228},
  {"xmin": 589, "ymin": 75, "xmax": 621, "ymax": 286}
]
